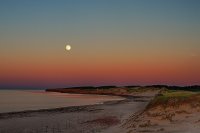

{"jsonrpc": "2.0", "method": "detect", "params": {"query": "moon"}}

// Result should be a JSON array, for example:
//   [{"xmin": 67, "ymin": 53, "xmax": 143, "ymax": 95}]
[{"xmin": 65, "ymin": 44, "xmax": 71, "ymax": 51}]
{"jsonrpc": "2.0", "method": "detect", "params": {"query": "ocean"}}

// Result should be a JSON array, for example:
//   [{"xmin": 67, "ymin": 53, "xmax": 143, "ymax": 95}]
[{"xmin": 0, "ymin": 90, "xmax": 124, "ymax": 113}]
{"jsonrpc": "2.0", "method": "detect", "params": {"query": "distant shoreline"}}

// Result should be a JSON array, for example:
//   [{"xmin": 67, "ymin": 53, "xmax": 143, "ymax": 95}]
[
  {"xmin": 1, "ymin": 85, "xmax": 200, "ymax": 90},
  {"xmin": 45, "ymin": 85, "xmax": 200, "ymax": 100}
]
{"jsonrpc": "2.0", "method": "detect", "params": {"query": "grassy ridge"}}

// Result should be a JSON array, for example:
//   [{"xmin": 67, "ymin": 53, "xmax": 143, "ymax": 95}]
[
  {"xmin": 147, "ymin": 90, "xmax": 200, "ymax": 109},
  {"xmin": 146, "ymin": 85, "xmax": 200, "ymax": 92}
]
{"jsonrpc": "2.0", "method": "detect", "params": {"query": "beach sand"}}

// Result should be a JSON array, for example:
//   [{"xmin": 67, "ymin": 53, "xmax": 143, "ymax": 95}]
[
  {"xmin": 2, "ymin": 89, "xmax": 198, "ymax": 133},
  {"xmin": 123, "ymin": 92, "xmax": 200, "ymax": 133},
  {"xmin": 0, "ymin": 91, "xmax": 156, "ymax": 133}
]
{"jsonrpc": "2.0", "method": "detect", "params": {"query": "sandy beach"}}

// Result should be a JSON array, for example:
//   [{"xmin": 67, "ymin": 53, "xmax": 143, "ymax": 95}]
[
  {"xmin": 0, "ymin": 90, "xmax": 157, "ymax": 133},
  {"xmin": 0, "ymin": 88, "xmax": 199, "ymax": 133}
]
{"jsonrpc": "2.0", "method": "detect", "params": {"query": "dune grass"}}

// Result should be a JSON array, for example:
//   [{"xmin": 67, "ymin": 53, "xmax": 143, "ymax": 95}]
[
  {"xmin": 163, "ymin": 90, "xmax": 194, "ymax": 98},
  {"xmin": 147, "ymin": 90, "xmax": 198, "ymax": 109}
]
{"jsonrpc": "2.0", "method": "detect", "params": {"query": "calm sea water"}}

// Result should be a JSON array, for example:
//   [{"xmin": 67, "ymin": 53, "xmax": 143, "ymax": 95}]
[{"xmin": 0, "ymin": 90, "xmax": 124, "ymax": 113}]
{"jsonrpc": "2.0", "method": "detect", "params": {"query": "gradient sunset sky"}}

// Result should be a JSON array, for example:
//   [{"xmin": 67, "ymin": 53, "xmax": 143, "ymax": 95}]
[{"xmin": 0, "ymin": 0, "xmax": 200, "ymax": 89}]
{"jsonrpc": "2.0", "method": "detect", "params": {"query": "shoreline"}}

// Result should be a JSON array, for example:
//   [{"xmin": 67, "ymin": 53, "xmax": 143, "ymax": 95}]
[
  {"xmin": 0, "ymin": 95, "xmax": 151, "ymax": 120},
  {"xmin": 0, "ymin": 90, "xmax": 126, "ymax": 114},
  {"xmin": 0, "ymin": 97, "xmax": 151, "ymax": 133},
  {"xmin": 0, "ymin": 89, "xmax": 158, "ymax": 133},
  {"xmin": 0, "ymin": 97, "xmax": 127, "ymax": 120}
]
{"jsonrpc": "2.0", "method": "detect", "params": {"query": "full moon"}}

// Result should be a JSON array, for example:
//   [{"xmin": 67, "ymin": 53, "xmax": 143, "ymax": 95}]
[{"xmin": 65, "ymin": 45, "xmax": 71, "ymax": 51}]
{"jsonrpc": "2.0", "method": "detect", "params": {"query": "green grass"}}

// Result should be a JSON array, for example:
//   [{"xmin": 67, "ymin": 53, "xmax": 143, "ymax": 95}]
[
  {"xmin": 147, "ymin": 90, "xmax": 197, "ymax": 109},
  {"xmin": 163, "ymin": 91, "xmax": 194, "ymax": 98}
]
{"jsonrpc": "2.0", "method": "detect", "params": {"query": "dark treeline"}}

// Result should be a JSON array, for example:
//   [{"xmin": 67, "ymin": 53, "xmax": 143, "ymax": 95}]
[
  {"xmin": 46, "ymin": 85, "xmax": 200, "ymax": 92},
  {"xmin": 124, "ymin": 86, "xmax": 141, "ymax": 88},
  {"xmin": 166, "ymin": 85, "xmax": 200, "ymax": 92},
  {"xmin": 144, "ymin": 85, "xmax": 200, "ymax": 92},
  {"xmin": 62, "ymin": 86, "xmax": 118, "ymax": 90}
]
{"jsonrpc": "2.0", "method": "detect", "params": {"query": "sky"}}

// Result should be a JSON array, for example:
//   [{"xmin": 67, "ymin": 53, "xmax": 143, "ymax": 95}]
[{"xmin": 0, "ymin": 0, "xmax": 200, "ymax": 89}]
